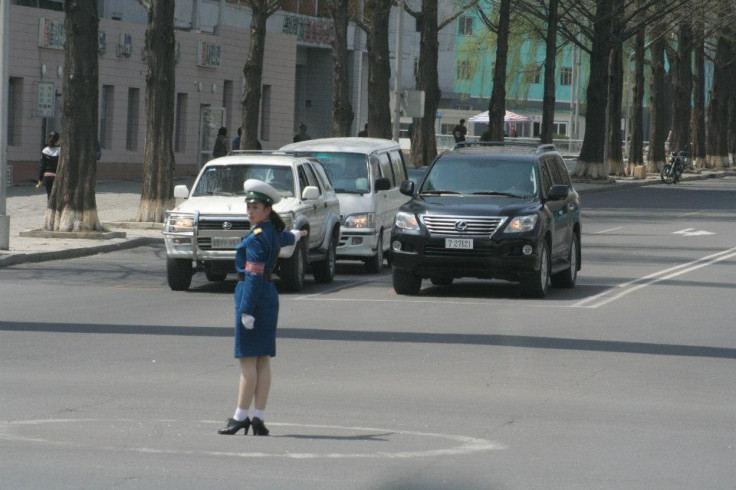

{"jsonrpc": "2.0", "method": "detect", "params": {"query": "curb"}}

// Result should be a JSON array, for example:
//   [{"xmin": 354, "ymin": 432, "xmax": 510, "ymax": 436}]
[
  {"xmin": 0, "ymin": 236, "xmax": 163, "ymax": 269},
  {"xmin": 575, "ymin": 170, "xmax": 733, "ymax": 194}
]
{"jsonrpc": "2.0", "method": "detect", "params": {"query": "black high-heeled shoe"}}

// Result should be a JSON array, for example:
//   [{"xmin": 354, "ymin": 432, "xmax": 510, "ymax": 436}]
[
  {"xmin": 251, "ymin": 417, "xmax": 269, "ymax": 436},
  {"xmin": 217, "ymin": 417, "xmax": 250, "ymax": 435}
]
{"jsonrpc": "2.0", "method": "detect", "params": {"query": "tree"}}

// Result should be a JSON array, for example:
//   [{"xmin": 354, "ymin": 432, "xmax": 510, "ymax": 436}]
[
  {"xmin": 478, "ymin": 0, "xmax": 512, "ymax": 140},
  {"xmin": 136, "ymin": 0, "xmax": 176, "ymax": 223},
  {"xmin": 359, "ymin": 0, "xmax": 393, "ymax": 138},
  {"xmin": 541, "ymin": 0, "xmax": 560, "ymax": 143},
  {"xmin": 626, "ymin": 24, "xmax": 645, "ymax": 171},
  {"xmin": 646, "ymin": 21, "xmax": 668, "ymax": 173},
  {"xmin": 45, "ymin": 0, "xmax": 101, "ymax": 232},
  {"xmin": 328, "ymin": 0, "xmax": 354, "ymax": 136},
  {"xmin": 691, "ymin": 7, "xmax": 706, "ymax": 169},
  {"xmin": 669, "ymin": 19, "xmax": 693, "ymax": 157},
  {"xmin": 706, "ymin": 31, "xmax": 733, "ymax": 168},
  {"xmin": 241, "ymin": 0, "xmax": 282, "ymax": 150}
]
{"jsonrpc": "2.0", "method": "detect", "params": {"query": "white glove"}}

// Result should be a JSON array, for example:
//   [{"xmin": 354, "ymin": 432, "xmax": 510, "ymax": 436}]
[
  {"xmin": 290, "ymin": 229, "xmax": 303, "ymax": 242},
  {"xmin": 241, "ymin": 314, "xmax": 255, "ymax": 330}
]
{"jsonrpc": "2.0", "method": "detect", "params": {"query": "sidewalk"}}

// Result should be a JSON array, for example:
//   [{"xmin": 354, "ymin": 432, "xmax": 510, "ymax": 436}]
[{"xmin": 0, "ymin": 171, "xmax": 732, "ymax": 268}]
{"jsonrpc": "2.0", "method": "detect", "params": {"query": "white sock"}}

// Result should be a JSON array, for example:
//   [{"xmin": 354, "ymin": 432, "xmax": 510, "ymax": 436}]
[
  {"xmin": 253, "ymin": 409, "xmax": 265, "ymax": 421},
  {"xmin": 233, "ymin": 407, "xmax": 249, "ymax": 422}
]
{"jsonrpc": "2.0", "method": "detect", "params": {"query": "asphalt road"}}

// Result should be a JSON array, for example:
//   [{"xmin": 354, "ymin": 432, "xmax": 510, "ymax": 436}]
[{"xmin": 2, "ymin": 177, "xmax": 735, "ymax": 489}]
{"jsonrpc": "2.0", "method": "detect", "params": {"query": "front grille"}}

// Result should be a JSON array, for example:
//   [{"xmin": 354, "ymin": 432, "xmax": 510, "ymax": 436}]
[
  {"xmin": 422, "ymin": 216, "xmax": 506, "ymax": 237},
  {"xmin": 198, "ymin": 219, "xmax": 250, "ymax": 231}
]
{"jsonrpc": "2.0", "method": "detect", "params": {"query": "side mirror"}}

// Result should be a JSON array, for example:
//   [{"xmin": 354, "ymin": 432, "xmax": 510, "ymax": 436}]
[
  {"xmin": 399, "ymin": 180, "xmax": 415, "ymax": 196},
  {"xmin": 547, "ymin": 184, "xmax": 569, "ymax": 201},
  {"xmin": 374, "ymin": 177, "xmax": 391, "ymax": 192},
  {"xmin": 302, "ymin": 185, "xmax": 320, "ymax": 200},
  {"xmin": 174, "ymin": 185, "xmax": 190, "ymax": 199}
]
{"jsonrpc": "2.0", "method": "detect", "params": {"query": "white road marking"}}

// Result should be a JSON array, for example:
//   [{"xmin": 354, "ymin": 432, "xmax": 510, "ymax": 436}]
[
  {"xmin": 592, "ymin": 227, "xmax": 623, "ymax": 234},
  {"xmin": 0, "ymin": 419, "xmax": 505, "ymax": 459},
  {"xmin": 677, "ymin": 211, "xmax": 701, "ymax": 218},
  {"xmin": 573, "ymin": 246, "xmax": 736, "ymax": 309},
  {"xmin": 673, "ymin": 228, "xmax": 715, "ymax": 236}
]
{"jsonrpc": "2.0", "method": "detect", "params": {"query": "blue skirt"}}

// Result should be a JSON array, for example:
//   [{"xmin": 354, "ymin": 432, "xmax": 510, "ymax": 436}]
[{"xmin": 233, "ymin": 280, "xmax": 279, "ymax": 358}]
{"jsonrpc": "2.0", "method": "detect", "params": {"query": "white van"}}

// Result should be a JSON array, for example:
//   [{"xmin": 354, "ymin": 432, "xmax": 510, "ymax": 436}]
[{"xmin": 280, "ymin": 137, "xmax": 409, "ymax": 272}]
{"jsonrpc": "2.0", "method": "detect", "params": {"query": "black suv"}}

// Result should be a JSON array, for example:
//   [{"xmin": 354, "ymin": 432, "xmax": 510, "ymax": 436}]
[{"xmin": 390, "ymin": 142, "xmax": 581, "ymax": 297}]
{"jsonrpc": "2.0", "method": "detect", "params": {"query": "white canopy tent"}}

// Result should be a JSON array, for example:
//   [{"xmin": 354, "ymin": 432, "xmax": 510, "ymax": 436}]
[{"xmin": 467, "ymin": 110, "xmax": 530, "ymax": 123}]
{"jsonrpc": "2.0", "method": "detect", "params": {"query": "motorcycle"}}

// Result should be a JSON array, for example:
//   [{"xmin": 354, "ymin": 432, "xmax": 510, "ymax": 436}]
[{"xmin": 661, "ymin": 148, "xmax": 688, "ymax": 185}]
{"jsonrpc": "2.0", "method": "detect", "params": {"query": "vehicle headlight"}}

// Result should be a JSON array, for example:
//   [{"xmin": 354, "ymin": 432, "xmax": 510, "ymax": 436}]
[
  {"xmin": 394, "ymin": 211, "xmax": 420, "ymax": 231},
  {"xmin": 343, "ymin": 213, "xmax": 375, "ymax": 229},
  {"xmin": 165, "ymin": 212, "xmax": 196, "ymax": 233},
  {"xmin": 504, "ymin": 214, "xmax": 538, "ymax": 233}
]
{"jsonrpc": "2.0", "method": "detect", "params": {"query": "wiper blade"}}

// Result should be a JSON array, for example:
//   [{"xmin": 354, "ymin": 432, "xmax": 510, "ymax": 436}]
[
  {"xmin": 420, "ymin": 190, "xmax": 461, "ymax": 195},
  {"xmin": 471, "ymin": 191, "xmax": 520, "ymax": 198}
]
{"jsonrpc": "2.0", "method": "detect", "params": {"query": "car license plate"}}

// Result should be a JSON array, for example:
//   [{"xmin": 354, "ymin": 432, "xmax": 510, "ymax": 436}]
[
  {"xmin": 211, "ymin": 237, "xmax": 240, "ymax": 249},
  {"xmin": 445, "ymin": 238, "xmax": 473, "ymax": 249}
]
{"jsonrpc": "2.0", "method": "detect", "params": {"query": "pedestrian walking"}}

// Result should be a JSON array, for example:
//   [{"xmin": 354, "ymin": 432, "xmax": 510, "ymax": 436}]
[
  {"xmin": 37, "ymin": 131, "xmax": 61, "ymax": 199},
  {"xmin": 232, "ymin": 127, "xmax": 241, "ymax": 151},
  {"xmin": 212, "ymin": 127, "xmax": 229, "ymax": 158},
  {"xmin": 218, "ymin": 179, "xmax": 307, "ymax": 436},
  {"xmin": 358, "ymin": 123, "xmax": 368, "ymax": 137},
  {"xmin": 452, "ymin": 119, "xmax": 467, "ymax": 144},
  {"xmin": 293, "ymin": 122, "xmax": 311, "ymax": 142}
]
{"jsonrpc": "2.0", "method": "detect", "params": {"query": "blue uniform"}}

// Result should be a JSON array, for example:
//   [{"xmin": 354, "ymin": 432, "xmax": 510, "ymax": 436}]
[{"xmin": 233, "ymin": 220, "xmax": 296, "ymax": 358}]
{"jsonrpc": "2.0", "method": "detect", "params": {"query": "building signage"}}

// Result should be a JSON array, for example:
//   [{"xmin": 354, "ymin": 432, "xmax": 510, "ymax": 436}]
[
  {"xmin": 38, "ymin": 18, "xmax": 65, "ymax": 49},
  {"xmin": 37, "ymin": 81, "xmax": 56, "ymax": 118},
  {"xmin": 282, "ymin": 14, "xmax": 334, "ymax": 46},
  {"xmin": 197, "ymin": 41, "xmax": 221, "ymax": 67}
]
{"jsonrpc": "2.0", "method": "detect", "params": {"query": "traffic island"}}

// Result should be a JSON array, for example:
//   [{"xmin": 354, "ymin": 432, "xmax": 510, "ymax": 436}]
[{"xmin": 19, "ymin": 229, "xmax": 127, "ymax": 239}]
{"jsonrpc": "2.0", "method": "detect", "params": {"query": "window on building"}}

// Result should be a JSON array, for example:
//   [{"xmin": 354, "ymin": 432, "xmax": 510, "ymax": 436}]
[
  {"xmin": 223, "ymin": 80, "xmax": 233, "ymax": 131},
  {"xmin": 526, "ymin": 65, "xmax": 542, "ymax": 84},
  {"xmin": 100, "ymin": 85, "xmax": 114, "ymax": 150},
  {"xmin": 175, "ymin": 93, "xmax": 187, "ymax": 153},
  {"xmin": 458, "ymin": 16, "xmax": 473, "ymax": 36},
  {"xmin": 560, "ymin": 67, "xmax": 572, "ymax": 86},
  {"xmin": 457, "ymin": 60, "xmax": 473, "ymax": 81},
  {"xmin": 261, "ymin": 84, "xmax": 271, "ymax": 141},
  {"xmin": 7, "ymin": 77, "xmax": 23, "ymax": 146},
  {"xmin": 553, "ymin": 122, "xmax": 567, "ymax": 136},
  {"xmin": 126, "ymin": 88, "xmax": 140, "ymax": 151}
]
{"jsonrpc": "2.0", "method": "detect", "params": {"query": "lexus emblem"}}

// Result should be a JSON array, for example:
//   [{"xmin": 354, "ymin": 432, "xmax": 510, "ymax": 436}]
[
  {"xmin": 454, "ymin": 220, "xmax": 468, "ymax": 232},
  {"xmin": 222, "ymin": 221, "xmax": 233, "ymax": 230}
]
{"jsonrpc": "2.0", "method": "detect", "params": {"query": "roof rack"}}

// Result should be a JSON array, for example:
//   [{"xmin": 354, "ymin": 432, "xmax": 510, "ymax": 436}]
[
  {"xmin": 451, "ymin": 140, "xmax": 558, "ymax": 154},
  {"xmin": 228, "ymin": 150, "xmax": 289, "ymax": 155}
]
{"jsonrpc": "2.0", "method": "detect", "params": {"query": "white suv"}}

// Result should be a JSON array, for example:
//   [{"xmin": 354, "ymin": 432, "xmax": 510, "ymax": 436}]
[{"xmin": 163, "ymin": 153, "xmax": 341, "ymax": 292}]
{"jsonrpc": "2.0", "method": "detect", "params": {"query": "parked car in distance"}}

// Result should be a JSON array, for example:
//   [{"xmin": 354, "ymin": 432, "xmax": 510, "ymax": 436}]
[
  {"xmin": 280, "ymin": 137, "xmax": 410, "ymax": 273},
  {"xmin": 163, "ymin": 153, "xmax": 341, "ymax": 292},
  {"xmin": 390, "ymin": 142, "xmax": 581, "ymax": 297}
]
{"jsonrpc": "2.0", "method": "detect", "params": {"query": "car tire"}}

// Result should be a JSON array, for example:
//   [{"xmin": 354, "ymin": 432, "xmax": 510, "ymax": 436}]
[
  {"xmin": 312, "ymin": 230, "xmax": 337, "ymax": 284},
  {"xmin": 551, "ymin": 233, "xmax": 579, "ymax": 288},
  {"xmin": 364, "ymin": 233, "xmax": 384, "ymax": 273},
  {"xmin": 167, "ymin": 258, "xmax": 193, "ymax": 291},
  {"xmin": 393, "ymin": 269, "xmax": 421, "ymax": 295},
  {"xmin": 430, "ymin": 277, "xmax": 453, "ymax": 286},
  {"xmin": 204, "ymin": 263, "xmax": 228, "ymax": 282},
  {"xmin": 521, "ymin": 240, "xmax": 550, "ymax": 298},
  {"xmin": 279, "ymin": 240, "xmax": 306, "ymax": 292}
]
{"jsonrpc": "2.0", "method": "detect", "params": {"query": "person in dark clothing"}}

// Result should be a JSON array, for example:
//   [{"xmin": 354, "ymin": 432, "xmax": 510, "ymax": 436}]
[
  {"xmin": 37, "ymin": 131, "xmax": 61, "ymax": 198},
  {"xmin": 358, "ymin": 123, "xmax": 368, "ymax": 137},
  {"xmin": 232, "ymin": 128, "xmax": 241, "ymax": 151},
  {"xmin": 213, "ymin": 127, "xmax": 229, "ymax": 158},
  {"xmin": 452, "ymin": 119, "xmax": 467, "ymax": 144},
  {"xmin": 479, "ymin": 125, "xmax": 492, "ymax": 142},
  {"xmin": 293, "ymin": 122, "xmax": 311, "ymax": 142}
]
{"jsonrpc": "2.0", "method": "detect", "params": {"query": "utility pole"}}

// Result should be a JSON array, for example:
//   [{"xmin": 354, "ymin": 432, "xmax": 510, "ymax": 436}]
[{"xmin": 1, "ymin": 0, "xmax": 11, "ymax": 250}]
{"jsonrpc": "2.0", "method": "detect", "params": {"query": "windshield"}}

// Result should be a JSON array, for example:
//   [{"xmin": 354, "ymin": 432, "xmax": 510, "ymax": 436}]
[
  {"xmin": 192, "ymin": 164, "xmax": 295, "ymax": 197},
  {"xmin": 420, "ymin": 159, "xmax": 538, "ymax": 198},
  {"xmin": 310, "ymin": 153, "xmax": 370, "ymax": 194}
]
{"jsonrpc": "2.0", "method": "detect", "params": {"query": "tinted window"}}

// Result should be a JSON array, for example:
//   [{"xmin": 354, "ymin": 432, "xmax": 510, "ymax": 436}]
[
  {"xmin": 378, "ymin": 153, "xmax": 395, "ymax": 186},
  {"xmin": 297, "ymin": 165, "xmax": 310, "ymax": 195},
  {"xmin": 311, "ymin": 162, "xmax": 334, "ymax": 192},
  {"xmin": 540, "ymin": 161, "xmax": 553, "ymax": 194},
  {"xmin": 304, "ymin": 164, "xmax": 322, "ymax": 193},
  {"xmin": 422, "ymin": 158, "xmax": 537, "ymax": 197},
  {"xmin": 389, "ymin": 150, "xmax": 407, "ymax": 182}
]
